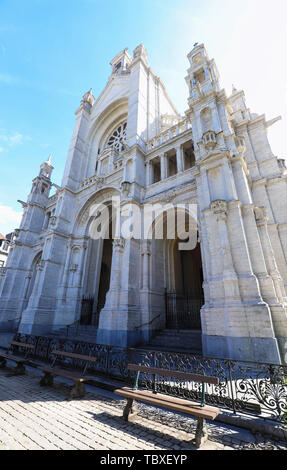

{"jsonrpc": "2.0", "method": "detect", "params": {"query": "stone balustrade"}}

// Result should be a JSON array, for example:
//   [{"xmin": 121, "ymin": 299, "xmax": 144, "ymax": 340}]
[{"xmin": 147, "ymin": 117, "xmax": 192, "ymax": 151}]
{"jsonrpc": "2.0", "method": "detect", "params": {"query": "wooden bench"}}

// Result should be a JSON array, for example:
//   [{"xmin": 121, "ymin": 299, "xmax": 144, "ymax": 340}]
[
  {"xmin": 38, "ymin": 350, "xmax": 97, "ymax": 399},
  {"xmin": 115, "ymin": 364, "xmax": 220, "ymax": 448},
  {"xmin": 0, "ymin": 341, "xmax": 35, "ymax": 375}
]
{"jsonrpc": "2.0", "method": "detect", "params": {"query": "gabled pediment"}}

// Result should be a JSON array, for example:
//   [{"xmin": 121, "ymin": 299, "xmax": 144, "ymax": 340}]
[{"xmin": 90, "ymin": 74, "xmax": 130, "ymax": 122}]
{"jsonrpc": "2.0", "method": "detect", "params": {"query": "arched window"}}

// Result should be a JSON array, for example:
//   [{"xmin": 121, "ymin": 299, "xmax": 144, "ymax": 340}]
[{"xmin": 106, "ymin": 122, "xmax": 127, "ymax": 152}]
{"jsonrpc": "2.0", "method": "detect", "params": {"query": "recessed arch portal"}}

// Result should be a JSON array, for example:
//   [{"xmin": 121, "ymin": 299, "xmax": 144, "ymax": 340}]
[
  {"xmin": 150, "ymin": 207, "xmax": 204, "ymax": 331},
  {"xmin": 80, "ymin": 201, "xmax": 116, "ymax": 326}
]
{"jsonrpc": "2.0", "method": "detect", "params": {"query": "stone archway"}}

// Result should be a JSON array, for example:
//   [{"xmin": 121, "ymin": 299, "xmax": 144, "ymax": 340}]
[
  {"xmin": 80, "ymin": 203, "xmax": 115, "ymax": 326},
  {"xmin": 166, "ymin": 238, "xmax": 204, "ymax": 330},
  {"xmin": 148, "ymin": 206, "xmax": 204, "ymax": 333}
]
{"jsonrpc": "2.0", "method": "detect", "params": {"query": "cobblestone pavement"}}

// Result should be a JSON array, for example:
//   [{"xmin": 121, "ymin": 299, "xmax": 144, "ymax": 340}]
[{"xmin": 0, "ymin": 367, "xmax": 286, "ymax": 451}]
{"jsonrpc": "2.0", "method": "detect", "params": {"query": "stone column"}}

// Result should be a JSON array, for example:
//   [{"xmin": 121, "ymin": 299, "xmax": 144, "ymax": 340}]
[
  {"xmin": 31, "ymin": 261, "xmax": 45, "ymax": 300},
  {"xmin": 23, "ymin": 274, "xmax": 32, "ymax": 300},
  {"xmin": 210, "ymin": 200, "xmax": 241, "ymax": 302},
  {"xmin": 97, "ymin": 236, "xmax": 127, "ymax": 346},
  {"xmin": 254, "ymin": 207, "xmax": 287, "ymax": 358},
  {"xmin": 141, "ymin": 241, "xmax": 151, "ymax": 290},
  {"xmin": 255, "ymin": 207, "xmax": 287, "ymax": 303},
  {"xmin": 278, "ymin": 224, "xmax": 287, "ymax": 281},
  {"xmin": 241, "ymin": 204, "xmax": 279, "ymax": 306},
  {"xmin": 176, "ymin": 145, "xmax": 183, "ymax": 173},
  {"xmin": 105, "ymin": 237, "xmax": 125, "ymax": 307},
  {"xmin": 61, "ymin": 243, "xmax": 73, "ymax": 302},
  {"xmin": 146, "ymin": 161, "xmax": 152, "ymax": 186},
  {"xmin": 0, "ymin": 268, "xmax": 6, "ymax": 293},
  {"xmin": 160, "ymin": 153, "xmax": 167, "ymax": 180}
]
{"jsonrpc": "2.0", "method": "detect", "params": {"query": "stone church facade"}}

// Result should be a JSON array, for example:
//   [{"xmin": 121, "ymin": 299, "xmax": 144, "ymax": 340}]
[{"xmin": 1, "ymin": 44, "xmax": 287, "ymax": 364}]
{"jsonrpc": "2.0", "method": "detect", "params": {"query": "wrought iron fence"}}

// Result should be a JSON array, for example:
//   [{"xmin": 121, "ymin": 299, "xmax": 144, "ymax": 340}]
[
  {"xmin": 13, "ymin": 333, "xmax": 287, "ymax": 427},
  {"xmin": 80, "ymin": 296, "xmax": 94, "ymax": 325},
  {"xmin": 166, "ymin": 292, "xmax": 203, "ymax": 329}
]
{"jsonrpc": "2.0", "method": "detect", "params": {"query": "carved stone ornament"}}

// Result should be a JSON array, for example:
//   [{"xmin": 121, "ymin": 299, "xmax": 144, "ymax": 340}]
[
  {"xmin": 210, "ymin": 199, "xmax": 227, "ymax": 215},
  {"xmin": 36, "ymin": 260, "xmax": 45, "ymax": 271},
  {"xmin": 70, "ymin": 264, "xmax": 78, "ymax": 273},
  {"xmin": 95, "ymin": 177, "xmax": 106, "ymax": 189},
  {"xmin": 82, "ymin": 89, "xmax": 95, "ymax": 107},
  {"xmin": 254, "ymin": 206, "xmax": 268, "ymax": 224},
  {"xmin": 49, "ymin": 216, "xmax": 57, "ymax": 226},
  {"xmin": 113, "ymin": 238, "xmax": 125, "ymax": 251},
  {"xmin": 141, "ymin": 240, "xmax": 152, "ymax": 256},
  {"xmin": 121, "ymin": 180, "xmax": 131, "ymax": 196}
]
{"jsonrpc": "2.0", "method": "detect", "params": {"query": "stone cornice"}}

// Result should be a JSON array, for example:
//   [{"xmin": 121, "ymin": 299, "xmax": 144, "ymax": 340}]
[
  {"xmin": 196, "ymin": 149, "xmax": 231, "ymax": 168},
  {"xmin": 144, "ymin": 181, "xmax": 196, "ymax": 204}
]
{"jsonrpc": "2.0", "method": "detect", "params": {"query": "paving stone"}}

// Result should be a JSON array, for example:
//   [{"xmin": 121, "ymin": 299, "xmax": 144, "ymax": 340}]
[{"xmin": 0, "ymin": 369, "xmax": 286, "ymax": 451}]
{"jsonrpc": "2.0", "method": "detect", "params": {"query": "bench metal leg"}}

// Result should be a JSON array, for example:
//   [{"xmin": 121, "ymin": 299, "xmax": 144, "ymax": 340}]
[
  {"xmin": 11, "ymin": 363, "xmax": 26, "ymax": 376},
  {"xmin": 194, "ymin": 417, "xmax": 208, "ymax": 448},
  {"xmin": 123, "ymin": 398, "xmax": 138, "ymax": 421},
  {"xmin": 70, "ymin": 382, "xmax": 85, "ymax": 399},
  {"xmin": 40, "ymin": 372, "xmax": 54, "ymax": 387},
  {"xmin": 0, "ymin": 358, "xmax": 7, "ymax": 369}
]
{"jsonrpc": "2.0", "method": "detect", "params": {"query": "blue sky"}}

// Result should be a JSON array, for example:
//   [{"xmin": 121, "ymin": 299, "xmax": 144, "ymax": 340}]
[{"xmin": 0, "ymin": 0, "xmax": 287, "ymax": 235}]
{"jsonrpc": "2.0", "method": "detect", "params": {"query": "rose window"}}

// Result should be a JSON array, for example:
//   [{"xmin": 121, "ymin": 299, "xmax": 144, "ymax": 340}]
[{"xmin": 106, "ymin": 122, "xmax": 127, "ymax": 152}]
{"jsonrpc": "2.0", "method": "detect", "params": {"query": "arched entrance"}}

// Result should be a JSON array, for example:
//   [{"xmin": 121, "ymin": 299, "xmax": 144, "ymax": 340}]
[
  {"xmin": 166, "ymin": 239, "xmax": 204, "ymax": 330},
  {"xmin": 80, "ymin": 206, "xmax": 114, "ymax": 326},
  {"xmin": 149, "ymin": 207, "xmax": 204, "ymax": 333}
]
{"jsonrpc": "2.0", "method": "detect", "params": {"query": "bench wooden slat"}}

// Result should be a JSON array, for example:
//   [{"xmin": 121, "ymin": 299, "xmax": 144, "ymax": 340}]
[
  {"xmin": 52, "ymin": 350, "xmax": 98, "ymax": 363},
  {"xmin": 38, "ymin": 366, "xmax": 93, "ymax": 382},
  {"xmin": 0, "ymin": 353, "xmax": 27, "ymax": 363},
  {"xmin": 128, "ymin": 364, "xmax": 219, "ymax": 386},
  {"xmin": 9, "ymin": 341, "xmax": 35, "ymax": 350},
  {"xmin": 115, "ymin": 387, "xmax": 220, "ymax": 421}
]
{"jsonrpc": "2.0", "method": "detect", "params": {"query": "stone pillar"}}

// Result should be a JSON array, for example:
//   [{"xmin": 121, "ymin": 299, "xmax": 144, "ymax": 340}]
[
  {"xmin": 61, "ymin": 243, "xmax": 73, "ymax": 302},
  {"xmin": 106, "ymin": 237, "xmax": 125, "ymax": 305},
  {"xmin": 29, "ymin": 260, "xmax": 45, "ymax": 302},
  {"xmin": 146, "ymin": 161, "xmax": 152, "ymax": 186},
  {"xmin": 141, "ymin": 241, "xmax": 151, "ymax": 290},
  {"xmin": 255, "ymin": 207, "xmax": 287, "ymax": 304},
  {"xmin": 160, "ymin": 153, "xmax": 167, "ymax": 180},
  {"xmin": 97, "ymin": 237, "xmax": 127, "ymax": 346},
  {"xmin": 255, "ymin": 207, "xmax": 287, "ymax": 359},
  {"xmin": 0, "ymin": 268, "xmax": 6, "ymax": 292},
  {"xmin": 201, "ymin": 198, "xmax": 281, "ymax": 364},
  {"xmin": 210, "ymin": 200, "xmax": 241, "ymax": 302},
  {"xmin": 176, "ymin": 145, "xmax": 183, "ymax": 173}
]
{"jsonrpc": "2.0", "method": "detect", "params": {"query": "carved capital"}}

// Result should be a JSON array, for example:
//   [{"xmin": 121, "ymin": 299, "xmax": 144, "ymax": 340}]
[
  {"xmin": 70, "ymin": 264, "xmax": 78, "ymax": 273},
  {"xmin": 113, "ymin": 237, "xmax": 125, "ymax": 251},
  {"xmin": 49, "ymin": 216, "xmax": 57, "ymax": 226},
  {"xmin": 141, "ymin": 240, "xmax": 152, "ymax": 256},
  {"xmin": 36, "ymin": 260, "xmax": 45, "ymax": 271},
  {"xmin": 254, "ymin": 206, "xmax": 268, "ymax": 225},
  {"xmin": 210, "ymin": 199, "xmax": 227, "ymax": 220}
]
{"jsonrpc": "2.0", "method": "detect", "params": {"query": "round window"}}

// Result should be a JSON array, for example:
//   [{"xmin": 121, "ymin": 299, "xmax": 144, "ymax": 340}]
[{"xmin": 106, "ymin": 122, "xmax": 127, "ymax": 152}]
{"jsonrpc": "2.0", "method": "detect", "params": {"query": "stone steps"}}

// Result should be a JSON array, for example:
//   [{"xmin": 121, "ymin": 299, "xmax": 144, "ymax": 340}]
[
  {"xmin": 53, "ymin": 325, "xmax": 99, "ymax": 343},
  {"xmin": 147, "ymin": 329, "xmax": 202, "ymax": 353}
]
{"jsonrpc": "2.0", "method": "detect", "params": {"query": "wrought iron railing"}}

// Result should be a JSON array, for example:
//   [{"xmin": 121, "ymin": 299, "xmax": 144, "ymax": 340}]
[
  {"xmin": 13, "ymin": 333, "xmax": 287, "ymax": 427},
  {"xmin": 166, "ymin": 292, "xmax": 203, "ymax": 330}
]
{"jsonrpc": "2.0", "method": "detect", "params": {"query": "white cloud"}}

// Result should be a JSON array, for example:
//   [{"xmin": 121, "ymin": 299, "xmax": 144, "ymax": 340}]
[
  {"xmin": 0, "ymin": 73, "xmax": 19, "ymax": 85},
  {"xmin": 0, "ymin": 204, "xmax": 22, "ymax": 236},
  {"xmin": 0, "ymin": 132, "xmax": 32, "ymax": 147}
]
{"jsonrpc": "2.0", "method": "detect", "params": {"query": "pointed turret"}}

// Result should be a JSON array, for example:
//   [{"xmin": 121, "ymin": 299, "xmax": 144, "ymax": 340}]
[{"xmin": 39, "ymin": 154, "xmax": 54, "ymax": 179}]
